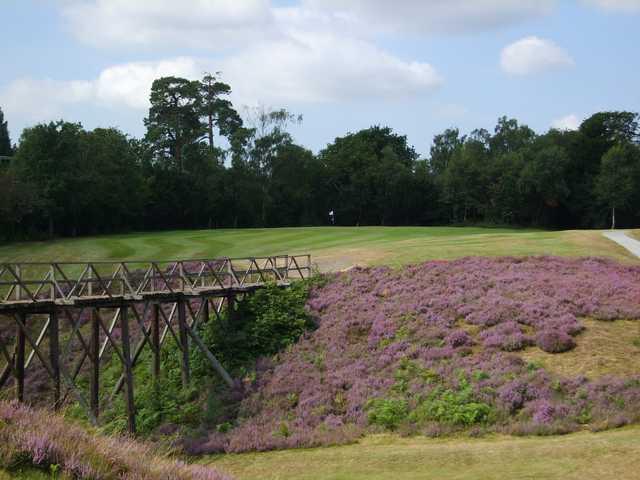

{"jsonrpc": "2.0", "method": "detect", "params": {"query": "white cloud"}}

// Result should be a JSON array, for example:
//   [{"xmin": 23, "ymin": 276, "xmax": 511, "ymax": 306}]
[
  {"xmin": 93, "ymin": 58, "xmax": 203, "ymax": 109},
  {"xmin": 62, "ymin": 0, "xmax": 278, "ymax": 50},
  {"xmin": 583, "ymin": 0, "xmax": 640, "ymax": 12},
  {"xmin": 4, "ymin": 1, "xmax": 445, "ymax": 131},
  {"xmin": 302, "ymin": 0, "xmax": 555, "ymax": 34},
  {"xmin": 551, "ymin": 114, "xmax": 581, "ymax": 131},
  {"xmin": 221, "ymin": 31, "xmax": 442, "ymax": 104},
  {"xmin": 0, "ymin": 36, "xmax": 442, "ymax": 124},
  {"xmin": 0, "ymin": 58, "xmax": 203, "ymax": 123},
  {"xmin": 0, "ymin": 78, "xmax": 94, "ymax": 123},
  {"xmin": 62, "ymin": 0, "xmax": 558, "ymax": 52},
  {"xmin": 500, "ymin": 36, "xmax": 574, "ymax": 76}
]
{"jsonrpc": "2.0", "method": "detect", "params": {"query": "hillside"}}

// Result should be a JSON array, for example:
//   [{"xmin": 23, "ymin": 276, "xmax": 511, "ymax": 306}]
[{"xmin": 189, "ymin": 256, "xmax": 640, "ymax": 453}]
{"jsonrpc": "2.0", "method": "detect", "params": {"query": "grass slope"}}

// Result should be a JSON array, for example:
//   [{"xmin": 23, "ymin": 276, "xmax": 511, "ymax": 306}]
[
  {"xmin": 204, "ymin": 426, "xmax": 640, "ymax": 480},
  {"xmin": 0, "ymin": 227, "xmax": 636, "ymax": 269}
]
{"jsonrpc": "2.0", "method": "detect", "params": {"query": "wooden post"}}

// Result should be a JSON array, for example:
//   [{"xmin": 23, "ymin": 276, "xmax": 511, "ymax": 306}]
[
  {"xmin": 202, "ymin": 298, "xmax": 209, "ymax": 324},
  {"xmin": 15, "ymin": 265, "xmax": 21, "ymax": 301},
  {"xmin": 90, "ymin": 308, "xmax": 100, "ymax": 419},
  {"xmin": 151, "ymin": 304, "xmax": 161, "ymax": 381},
  {"xmin": 15, "ymin": 313, "xmax": 26, "ymax": 402},
  {"xmin": 186, "ymin": 324, "xmax": 234, "ymax": 388},
  {"xmin": 227, "ymin": 294, "xmax": 237, "ymax": 322},
  {"xmin": 177, "ymin": 298, "xmax": 190, "ymax": 387},
  {"xmin": 49, "ymin": 310, "xmax": 60, "ymax": 408},
  {"xmin": 120, "ymin": 305, "xmax": 136, "ymax": 434}
]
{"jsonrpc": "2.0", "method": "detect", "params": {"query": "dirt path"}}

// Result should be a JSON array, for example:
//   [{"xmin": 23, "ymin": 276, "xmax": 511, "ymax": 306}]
[{"xmin": 602, "ymin": 230, "xmax": 640, "ymax": 258}]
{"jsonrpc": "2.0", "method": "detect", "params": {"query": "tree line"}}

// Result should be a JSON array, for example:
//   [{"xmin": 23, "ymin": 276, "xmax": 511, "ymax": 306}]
[{"xmin": 0, "ymin": 74, "xmax": 639, "ymax": 241}]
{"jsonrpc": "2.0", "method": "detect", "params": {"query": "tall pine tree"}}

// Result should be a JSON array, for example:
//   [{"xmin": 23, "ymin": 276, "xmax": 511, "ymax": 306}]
[{"xmin": 0, "ymin": 107, "xmax": 12, "ymax": 156}]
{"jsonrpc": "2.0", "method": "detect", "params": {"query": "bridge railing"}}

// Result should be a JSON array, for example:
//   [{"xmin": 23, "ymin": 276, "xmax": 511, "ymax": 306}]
[{"xmin": 0, "ymin": 255, "xmax": 311, "ymax": 307}]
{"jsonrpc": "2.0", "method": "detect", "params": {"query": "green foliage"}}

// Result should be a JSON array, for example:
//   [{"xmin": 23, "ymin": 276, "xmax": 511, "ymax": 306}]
[
  {"xmin": 195, "ymin": 279, "xmax": 317, "ymax": 370},
  {"xmin": 3, "ymin": 100, "xmax": 640, "ymax": 241},
  {"xmin": 410, "ymin": 377, "xmax": 493, "ymax": 426},
  {"xmin": 370, "ymin": 364, "xmax": 491, "ymax": 431},
  {"xmin": 366, "ymin": 398, "xmax": 409, "ymax": 430},
  {"xmin": 100, "ymin": 277, "xmax": 320, "ymax": 435},
  {"xmin": 145, "ymin": 76, "xmax": 203, "ymax": 172},
  {"xmin": 595, "ymin": 142, "xmax": 640, "ymax": 227}
]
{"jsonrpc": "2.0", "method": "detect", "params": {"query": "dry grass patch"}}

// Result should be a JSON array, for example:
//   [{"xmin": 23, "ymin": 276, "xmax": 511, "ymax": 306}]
[
  {"xmin": 520, "ymin": 318, "xmax": 640, "ymax": 378},
  {"xmin": 314, "ymin": 247, "xmax": 389, "ymax": 272},
  {"xmin": 561, "ymin": 230, "xmax": 638, "ymax": 263}
]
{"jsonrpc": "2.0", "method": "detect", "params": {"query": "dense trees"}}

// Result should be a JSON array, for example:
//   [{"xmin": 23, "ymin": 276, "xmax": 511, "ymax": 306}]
[
  {"xmin": 596, "ymin": 143, "xmax": 640, "ymax": 229},
  {"xmin": 0, "ymin": 75, "xmax": 638, "ymax": 242},
  {"xmin": 320, "ymin": 126, "xmax": 422, "ymax": 225}
]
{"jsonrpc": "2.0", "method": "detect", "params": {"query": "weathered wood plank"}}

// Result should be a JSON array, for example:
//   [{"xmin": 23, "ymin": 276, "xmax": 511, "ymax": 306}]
[
  {"xmin": 178, "ymin": 299, "xmax": 190, "ymax": 388},
  {"xmin": 90, "ymin": 308, "xmax": 100, "ymax": 418},
  {"xmin": 49, "ymin": 310, "xmax": 60, "ymax": 409},
  {"xmin": 120, "ymin": 305, "xmax": 136, "ymax": 434},
  {"xmin": 15, "ymin": 314, "xmax": 26, "ymax": 401}
]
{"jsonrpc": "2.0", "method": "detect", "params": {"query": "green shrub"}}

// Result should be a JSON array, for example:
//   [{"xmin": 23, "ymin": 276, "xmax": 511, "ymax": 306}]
[
  {"xmin": 193, "ymin": 279, "xmax": 318, "ymax": 372},
  {"xmin": 366, "ymin": 398, "xmax": 409, "ymax": 430},
  {"xmin": 410, "ymin": 378, "xmax": 493, "ymax": 426}
]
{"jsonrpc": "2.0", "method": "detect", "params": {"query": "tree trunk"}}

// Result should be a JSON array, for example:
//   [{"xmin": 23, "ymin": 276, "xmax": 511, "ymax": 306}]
[
  {"xmin": 176, "ymin": 141, "xmax": 183, "ymax": 173},
  {"xmin": 611, "ymin": 206, "xmax": 616, "ymax": 230},
  {"xmin": 208, "ymin": 113, "xmax": 214, "ymax": 151}
]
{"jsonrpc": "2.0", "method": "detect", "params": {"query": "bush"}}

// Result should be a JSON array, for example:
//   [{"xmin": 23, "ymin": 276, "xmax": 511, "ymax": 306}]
[
  {"xmin": 196, "ymin": 279, "xmax": 318, "ymax": 370},
  {"xmin": 535, "ymin": 330, "xmax": 576, "ymax": 353},
  {"xmin": 366, "ymin": 398, "xmax": 409, "ymax": 430},
  {"xmin": 410, "ymin": 378, "xmax": 493, "ymax": 426}
]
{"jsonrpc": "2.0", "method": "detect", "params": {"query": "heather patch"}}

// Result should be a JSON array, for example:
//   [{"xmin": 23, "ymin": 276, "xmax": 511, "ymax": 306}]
[
  {"xmin": 186, "ymin": 256, "xmax": 640, "ymax": 453},
  {"xmin": 0, "ymin": 401, "xmax": 232, "ymax": 479}
]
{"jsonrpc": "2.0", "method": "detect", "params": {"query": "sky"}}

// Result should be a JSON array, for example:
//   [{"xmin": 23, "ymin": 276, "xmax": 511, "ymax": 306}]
[{"xmin": 1, "ymin": 0, "xmax": 639, "ymax": 156}]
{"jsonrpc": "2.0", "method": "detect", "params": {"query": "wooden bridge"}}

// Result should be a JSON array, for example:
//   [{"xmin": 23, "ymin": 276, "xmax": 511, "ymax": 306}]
[{"xmin": 0, "ymin": 255, "xmax": 311, "ymax": 432}]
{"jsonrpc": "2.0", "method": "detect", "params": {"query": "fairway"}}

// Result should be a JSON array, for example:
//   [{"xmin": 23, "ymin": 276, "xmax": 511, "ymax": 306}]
[
  {"xmin": 204, "ymin": 427, "xmax": 640, "ymax": 480},
  {"xmin": 0, "ymin": 227, "xmax": 636, "ymax": 270}
]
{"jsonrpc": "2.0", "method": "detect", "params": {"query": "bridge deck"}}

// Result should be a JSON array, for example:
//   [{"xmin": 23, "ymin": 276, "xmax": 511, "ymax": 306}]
[{"xmin": 0, "ymin": 255, "xmax": 311, "ymax": 313}]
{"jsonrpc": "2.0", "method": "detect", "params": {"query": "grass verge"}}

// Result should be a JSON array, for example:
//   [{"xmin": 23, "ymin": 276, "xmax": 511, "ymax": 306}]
[{"xmin": 203, "ymin": 426, "xmax": 640, "ymax": 480}]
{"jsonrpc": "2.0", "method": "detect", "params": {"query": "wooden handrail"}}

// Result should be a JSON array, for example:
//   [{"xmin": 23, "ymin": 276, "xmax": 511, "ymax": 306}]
[{"xmin": 0, "ymin": 255, "xmax": 312, "ymax": 308}]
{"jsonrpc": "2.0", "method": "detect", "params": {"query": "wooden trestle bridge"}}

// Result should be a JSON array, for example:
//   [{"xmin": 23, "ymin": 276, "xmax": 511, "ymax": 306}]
[{"xmin": 0, "ymin": 255, "xmax": 311, "ymax": 433}]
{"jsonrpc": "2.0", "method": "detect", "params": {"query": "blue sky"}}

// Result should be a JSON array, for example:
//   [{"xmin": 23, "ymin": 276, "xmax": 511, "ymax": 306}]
[{"xmin": 1, "ymin": 0, "xmax": 639, "ymax": 156}]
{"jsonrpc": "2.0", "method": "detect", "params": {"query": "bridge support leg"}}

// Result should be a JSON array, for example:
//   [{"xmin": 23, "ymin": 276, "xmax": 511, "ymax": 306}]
[
  {"xmin": 49, "ymin": 310, "xmax": 60, "ymax": 409},
  {"xmin": 90, "ymin": 308, "xmax": 100, "ymax": 419},
  {"xmin": 178, "ymin": 299, "xmax": 190, "ymax": 388},
  {"xmin": 152, "ymin": 304, "xmax": 161, "ymax": 381},
  {"xmin": 120, "ymin": 305, "xmax": 136, "ymax": 434},
  {"xmin": 227, "ymin": 294, "xmax": 237, "ymax": 322},
  {"xmin": 202, "ymin": 298, "xmax": 209, "ymax": 324},
  {"xmin": 15, "ymin": 313, "xmax": 26, "ymax": 402}
]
